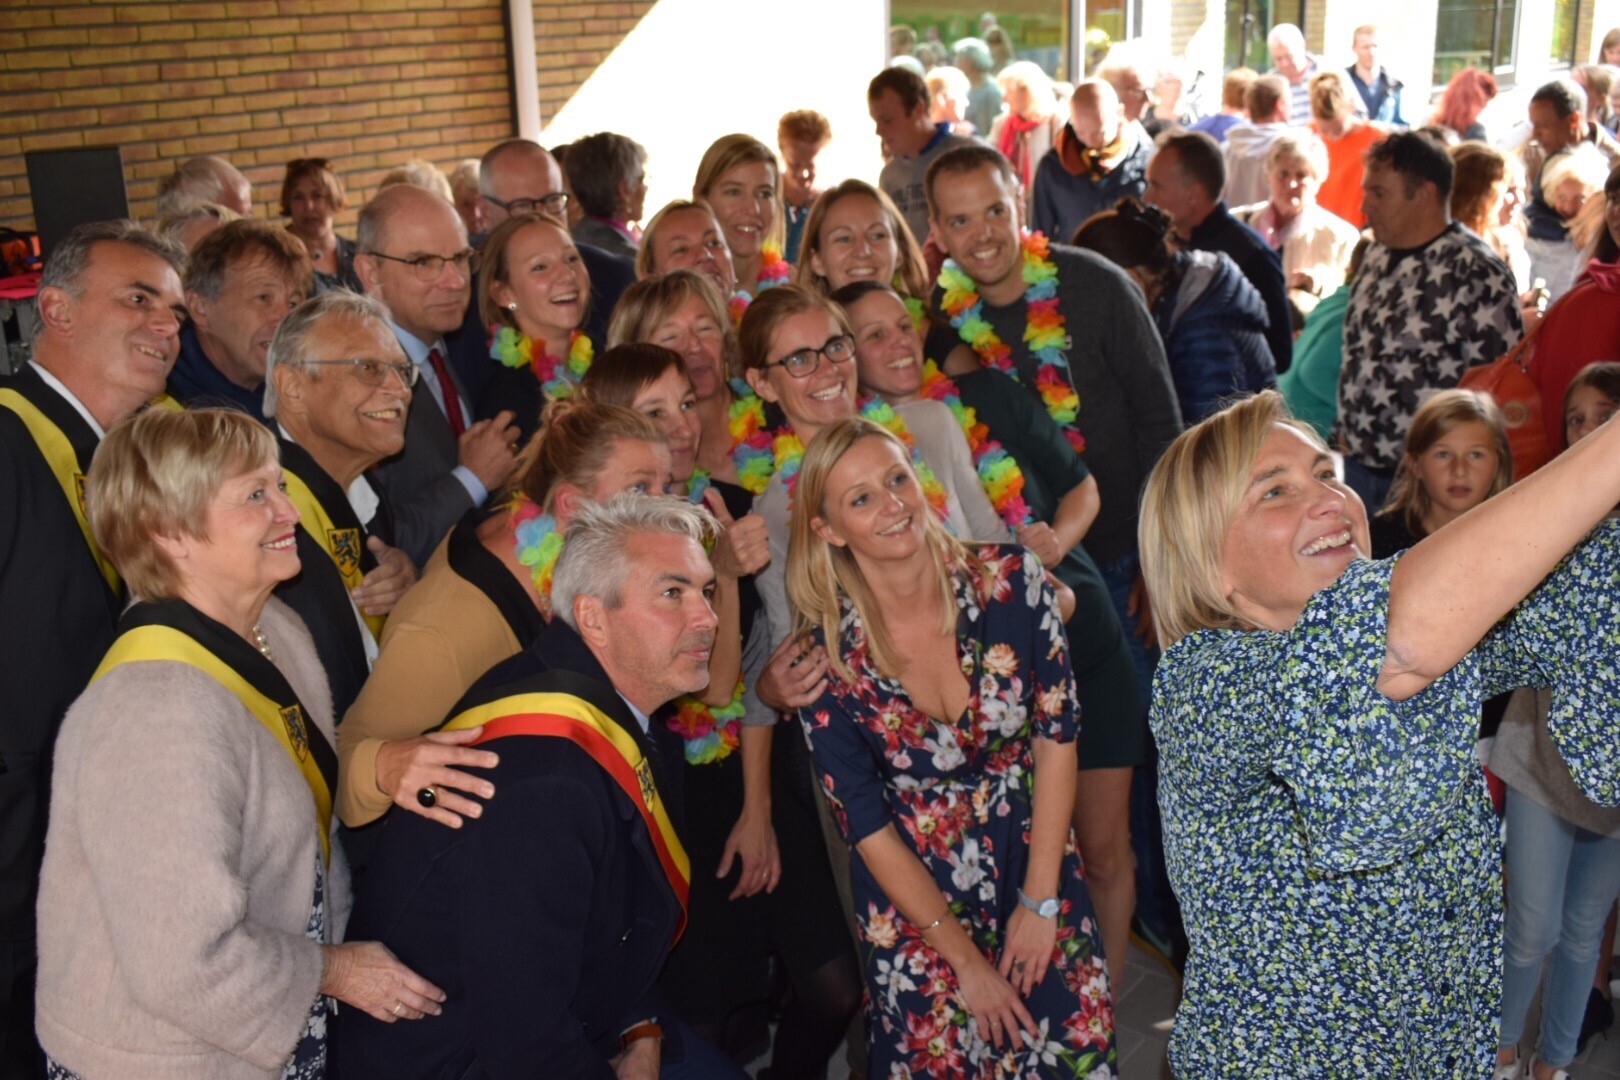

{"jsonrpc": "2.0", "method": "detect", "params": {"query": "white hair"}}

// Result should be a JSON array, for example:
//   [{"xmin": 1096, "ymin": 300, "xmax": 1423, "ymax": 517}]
[
  {"xmin": 262, "ymin": 290, "xmax": 394, "ymax": 418},
  {"xmin": 550, "ymin": 493, "xmax": 719, "ymax": 630}
]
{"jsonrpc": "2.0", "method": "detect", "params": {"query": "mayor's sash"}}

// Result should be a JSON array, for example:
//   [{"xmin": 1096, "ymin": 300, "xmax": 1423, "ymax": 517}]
[
  {"xmin": 90, "ymin": 601, "xmax": 336, "ymax": 865},
  {"xmin": 0, "ymin": 387, "xmax": 120, "ymax": 595},
  {"xmin": 442, "ymin": 690, "xmax": 690, "ymax": 935},
  {"xmin": 279, "ymin": 443, "xmax": 385, "ymax": 640}
]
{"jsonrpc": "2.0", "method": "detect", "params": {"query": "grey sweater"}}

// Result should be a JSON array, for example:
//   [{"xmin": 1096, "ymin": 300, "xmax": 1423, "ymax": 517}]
[
  {"xmin": 1491, "ymin": 686, "xmax": 1620, "ymax": 837},
  {"xmin": 931, "ymin": 244, "xmax": 1183, "ymax": 564}
]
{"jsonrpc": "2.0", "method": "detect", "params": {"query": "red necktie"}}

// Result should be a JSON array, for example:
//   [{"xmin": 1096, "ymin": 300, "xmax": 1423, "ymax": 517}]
[{"xmin": 426, "ymin": 347, "xmax": 466, "ymax": 438}]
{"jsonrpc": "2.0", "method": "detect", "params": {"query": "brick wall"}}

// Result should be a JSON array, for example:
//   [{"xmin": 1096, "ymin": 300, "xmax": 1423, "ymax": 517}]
[{"xmin": 0, "ymin": 1, "xmax": 654, "ymax": 234}]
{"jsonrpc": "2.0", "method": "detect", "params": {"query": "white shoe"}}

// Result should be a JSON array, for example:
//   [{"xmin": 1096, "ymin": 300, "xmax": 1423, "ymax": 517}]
[
  {"xmin": 1492, "ymin": 1050, "xmax": 1523, "ymax": 1080},
  {"xmin": 1528, "ymin": 1055, "xmax": 1572, "ymax": 1080}
]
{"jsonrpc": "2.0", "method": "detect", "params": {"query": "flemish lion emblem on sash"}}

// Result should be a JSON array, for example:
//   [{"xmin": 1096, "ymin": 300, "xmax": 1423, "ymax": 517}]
[
  {"xmin": 328, "ymin": 527, "xmax": 362, "ymax": 579},
  {"xmin": 635, "ymin": 758, "xmax": 657, "ymax": 807},
  {"xmin": 281, "ymin": 705, "xmax": 310, "ymax": 762},
  {"xmin": 74, "ymin": 473, "xmax": 89, "ymax": 517}
]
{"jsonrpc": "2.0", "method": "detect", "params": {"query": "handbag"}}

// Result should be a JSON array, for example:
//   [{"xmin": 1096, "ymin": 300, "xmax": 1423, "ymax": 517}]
[{"xmin": 1458, "ymin": 322, "xmax": 1551, "ymax": 478}]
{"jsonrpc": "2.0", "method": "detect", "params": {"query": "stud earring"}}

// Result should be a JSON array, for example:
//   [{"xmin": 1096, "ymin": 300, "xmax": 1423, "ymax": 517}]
[{"xmin": 508, "ymin": 302, "xmax": 518, "ymax": 311}]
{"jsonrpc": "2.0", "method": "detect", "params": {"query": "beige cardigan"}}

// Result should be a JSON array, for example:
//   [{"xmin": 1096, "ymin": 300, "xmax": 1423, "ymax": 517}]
[
  {"xmin": 36, "ymin": 598, "xmax": 349, "ymax": 1080},
  {"xmin": 337, "ymin": 534, "xmax": 523, "ymax": 826}
]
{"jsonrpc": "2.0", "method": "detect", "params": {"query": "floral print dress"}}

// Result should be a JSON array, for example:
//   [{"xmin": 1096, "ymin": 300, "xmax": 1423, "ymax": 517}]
[
  {"xmin": 1153, "ymin": 522, "xmax": 1620, "ymax": 1077},
  {"xmin": 801, "ymin": 546, "xmax": 1115, "ymax": 1079}
]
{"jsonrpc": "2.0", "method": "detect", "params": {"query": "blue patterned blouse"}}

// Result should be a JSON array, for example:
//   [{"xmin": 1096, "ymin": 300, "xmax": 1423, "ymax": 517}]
[{"xmin": 1152, "ymin": 521, "xmax": 1620, "ymax": 1076}]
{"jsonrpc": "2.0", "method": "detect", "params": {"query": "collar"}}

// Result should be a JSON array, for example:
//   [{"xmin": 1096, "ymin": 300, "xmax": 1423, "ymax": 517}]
[
  {"xmin": 389, "ymin": 322, "xmax": 443, "ymax": 367},
  {"xmin": 912, "ymin": 122, "xmax": 954, "ymax": 159},
  {"xmin": 169, "ymin": 324, "xmax": 268, "ymax": 421},
  {"xmin": 1187, "ymin": 201, "xmax": 1235, "ymax": 244},
  {"xmin": 28, "ymin": 361, "xmax": 104, "ymax": 438},
  {"xmin": 617, "ymin": 693, "xmax": 651, "ymax": 735},
  {"xmin": 275, "ymin": 422, "xmax": 380, "ymax": 526}
]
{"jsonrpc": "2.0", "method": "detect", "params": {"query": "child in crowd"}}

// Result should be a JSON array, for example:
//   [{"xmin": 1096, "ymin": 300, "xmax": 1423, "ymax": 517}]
[{"xmin": 1370, "ymin": 388, "xmax": 1513, "ymax": 558}]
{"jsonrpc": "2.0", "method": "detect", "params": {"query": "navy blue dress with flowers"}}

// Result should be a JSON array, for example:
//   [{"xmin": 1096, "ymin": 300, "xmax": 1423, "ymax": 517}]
[
  {"xmin": 1154, "ymin": 522, "xmax": 1620, "ymax": 1077},
  {"xmin": 801, "ymin": 546, "xmax": 1115, "ymax": 1079}
]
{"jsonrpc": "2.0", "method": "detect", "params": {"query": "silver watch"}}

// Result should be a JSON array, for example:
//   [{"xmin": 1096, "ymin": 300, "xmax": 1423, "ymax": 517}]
[{"xmin": 1017, "ymin": 887, "xmax": 1060, "ymax": 919}]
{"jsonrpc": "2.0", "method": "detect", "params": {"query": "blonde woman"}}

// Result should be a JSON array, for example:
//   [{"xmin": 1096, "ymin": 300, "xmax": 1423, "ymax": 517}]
[
  {"xmin": 990, "ymin": 60, "xmax": 1063, "ymax": 211},
  {"xmin": 1139, "ymin": 389, "xmax": 1620, "ymax": 1074},
  {"xmin": 694, "ymin": 134, "xmax": 788, "ymax": 299},
  {"xmin": 786, "ymin": 416, "xmax": 1114, "ymax": 1078},
  {"xmin": 1233, "ymin": 133, "xmax": 1361, "ymax": 317}
]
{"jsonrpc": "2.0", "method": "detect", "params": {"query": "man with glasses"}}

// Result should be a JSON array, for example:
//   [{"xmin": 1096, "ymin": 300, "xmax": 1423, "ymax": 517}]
[
  {"xmin": 264, "ymin": 290, "xmax": 420, "ymax": 723},
  {"xmin": 355, "ymin": 183, "xmax": 519, "ymax": 566},
  {"xmin": 475, "ymin": 139, "xmax": 635, "ymax": 350}
]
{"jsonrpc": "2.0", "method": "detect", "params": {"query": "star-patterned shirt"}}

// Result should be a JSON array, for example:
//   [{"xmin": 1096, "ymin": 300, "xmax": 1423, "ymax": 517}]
[{"xmin": 1335, "ymin": 223, "xmax": 1522, "ymax": 470}]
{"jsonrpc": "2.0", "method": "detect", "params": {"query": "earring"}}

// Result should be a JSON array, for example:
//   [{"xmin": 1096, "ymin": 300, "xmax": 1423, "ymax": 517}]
[{"xmin": 508, "ymin": 302, "xmax": 517, "ymax": 311}]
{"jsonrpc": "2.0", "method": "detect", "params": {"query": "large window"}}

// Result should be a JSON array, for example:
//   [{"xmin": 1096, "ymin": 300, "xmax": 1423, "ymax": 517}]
[
  {"xmin": 1222, "ymin": 0, "xmax": 1306, "ymax": 71},
  {"xmin": 889, "ymin": 1, "xmax": 1076, "ymax": 82},
  {"xmin": 1433, "ymin": 0, "xmax": 1519, "ymax": 85},
  {"xmin": 1550, "ymin": 0, "xmax": 1580, "ymax": 67}
]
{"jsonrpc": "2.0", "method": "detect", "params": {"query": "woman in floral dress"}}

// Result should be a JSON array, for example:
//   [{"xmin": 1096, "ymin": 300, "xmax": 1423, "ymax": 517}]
[
  {"xmin": 1138, "ymin": 390, "xmax": 1620, "ymax": 1076},
  {"xmin": 786, "ymin": 417, "xmax": 1115, "ymax": 1080}
]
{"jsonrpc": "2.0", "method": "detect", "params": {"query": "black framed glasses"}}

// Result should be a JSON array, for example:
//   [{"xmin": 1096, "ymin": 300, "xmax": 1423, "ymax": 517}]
[
  {"xmin": 301, "ymin": 358, "xmax": 418, "ymax": 389},
  {"xmin": 482, "ymin": 192, "xmax": 571, "ymax": 216},
  {"xmin": 361, "ymin": 249, "xmax": 477, "ymax": 282},
  {"xmin": 764, "ymin": 334, "xmax": 856, "ymax": 378}
]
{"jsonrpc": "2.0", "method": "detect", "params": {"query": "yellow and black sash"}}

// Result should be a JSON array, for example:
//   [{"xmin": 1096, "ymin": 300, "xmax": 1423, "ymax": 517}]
[
  {"xmin": 442, "ymin": 672, "xmax": 691, "ymax": 936},
  {"xmin": 0, "ymin": 376, "xmax": 119, "ymax": 596},
  {"xmin": 90, "ymin": 600, "xmax": 337, "ymax": 865},
  {"xmin": 277, "ymin": 438, "xmax": 386, "ymax": 639},
  {"xmin": 446, "ymin": 514, "xmax": 546, "ymax": 649}
]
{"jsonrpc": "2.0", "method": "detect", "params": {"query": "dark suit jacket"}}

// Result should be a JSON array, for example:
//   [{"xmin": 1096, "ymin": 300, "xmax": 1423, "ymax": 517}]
[
  {"xmin": 337, "ymin": 620, "xmax": 687, "ymax": 1079},
  {"xmin": 370, "ymin": 329, "xmax": 479, "ymax": 566},
  {"xmin": 1187, "ymin": 202, "xmax": 1295, "ymax": 374}
]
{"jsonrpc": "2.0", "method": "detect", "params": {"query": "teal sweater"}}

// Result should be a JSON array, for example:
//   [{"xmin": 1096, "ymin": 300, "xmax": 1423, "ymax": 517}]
[{"xmin": 1279, "ymin": 283, "xmax": 1350, "ymax": 441}]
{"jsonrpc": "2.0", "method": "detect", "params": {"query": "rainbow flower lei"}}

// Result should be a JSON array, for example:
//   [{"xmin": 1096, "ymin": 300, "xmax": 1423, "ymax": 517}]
[
  {"xmin": 918, "ymin": 361, "xmax": 1031, "ymax": 529},
  {"xmin": 509, "ymin": 493, "xmax": 563, "ymax": 610},
  {"xmin": 728, "ymin": 291, "xmax": 751, "ymax": 326},
  {"xmin": 730, "ymin": 393, "xmax": 949, "ymax": 520},
  {"xmin": 937, "ymin": 231, "xmax": 1084, "ymax": 453},
  {"xmin": 667, "ymin": 679, "xmax": 746, "ymax": 764},
  {"xmin": 756, "ymin": 239, "xmax": 791, "ymax": 290},
  {"xmin": 490, "ymin": 326, "xmax": 594, "ymax": 400}
]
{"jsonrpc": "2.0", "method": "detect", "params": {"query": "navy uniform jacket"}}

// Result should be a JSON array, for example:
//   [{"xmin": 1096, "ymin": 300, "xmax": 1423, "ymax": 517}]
[{"xmin": 337, "ymin": 618, "xmax": 687, "ymax": 1079}]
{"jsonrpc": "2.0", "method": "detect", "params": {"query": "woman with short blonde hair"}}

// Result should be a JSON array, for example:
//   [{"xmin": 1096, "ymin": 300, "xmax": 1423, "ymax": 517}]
[
  {"xmin": 1233, "ymin": 132, "xmax": 1360, "ymax": 318},
  {"xmin": 1138, "ymin": 388, "xmax": 1620, "ymax": 1073}
]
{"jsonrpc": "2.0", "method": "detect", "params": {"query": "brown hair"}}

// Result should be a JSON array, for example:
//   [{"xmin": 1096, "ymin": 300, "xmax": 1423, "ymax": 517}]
[
  {"xmin": 278, "ymin": 157, "xmax": 347, "ymax": 217},
  {"xmin": 786, "ymin": 417, "xmax": 976, "ymax": 682},
  {"xmin": 922, "ymin": 144, "xmax": 1021, "ymax": 223},
  {"xmin": 778, "ymin": 109, "xmax": 832, "ymax": 147},
  {"xmin": 580, "ymin": 343, "xmax": 691, "ymax": 411},
  {"xmin": 512, "ymin": 398, "xmax": 667, "ymax": 513},
  {"xmin": 1380, "ymin": 388, "xmax": 1512, "ymax": 535},
  {"xmin": 476, "ymin": 213, "xmax": 587, "ymax": 332},
  {"xmin": 867, "ymin": 66, "xmax": 930, "ymax": 113},
  {"xmin": 1222, "ymin": 67, "xmax": 1258, "ymax": 110},
  {"xmin": 737, "ymin": 283, "xmax": 852, "ymax": 373},
  {"xmin": 1245, "ymin": 74, "xmax": 1289, "ymax": 122},
  {"xmin": 1564, "ymin": 362, "xmax": 1620, "ymax": 447},
  {"xmin": 693, "ymin": 134, "xmax": 784, "ymax": 249},
  {"xmin": 1432, "ymin": 68, "xmax": 1499, "ymax": 134},
  {"xmin": 606, "ymin": 270, "xmax": 741, "ymax": 381},
  {"xmin": 182, "ymin": 219, "xmax": 313, "ymax": 300},
  {"xmin": 635, "ymin": 199, "xmax": 720, "ymax": 281},
  {"xmin": 87, "ymin": 408, "xmax": 279, "ymax": 599},
  {"xmin": 1449, "ymin": 143, "xmax": 1509, "ymax": 235},
  {"xmin": 1308, "ymin": 70, "xmax": 1354, "ymax": 123},
  {"xmin": 794, "ymin": 179, "xmax": 930, "ymax": 299}
]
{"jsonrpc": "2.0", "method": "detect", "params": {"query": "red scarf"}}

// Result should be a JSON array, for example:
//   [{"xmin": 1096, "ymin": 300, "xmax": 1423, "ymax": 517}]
[{"xmin": 998, "ymin": 112, "xmax": 1044, "ymax": 190}]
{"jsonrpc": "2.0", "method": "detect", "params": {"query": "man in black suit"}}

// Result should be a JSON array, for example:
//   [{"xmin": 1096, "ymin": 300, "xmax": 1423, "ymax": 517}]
[
  {"xmin": 355, "ymin": 184, "xmax": 519, "ymax": 565},
  {"xmin": 0, "ymin": 221, "xmax": 188, "ymax": 1077},
  {"xmin": 338, "ymin": 495, "xmax": 746, "ymax": 1079}
]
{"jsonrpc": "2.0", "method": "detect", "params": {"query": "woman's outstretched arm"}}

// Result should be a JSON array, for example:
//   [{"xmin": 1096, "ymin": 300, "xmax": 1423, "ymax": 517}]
[{"xmin": 1382, "ymin": 411, "xmax": 1620, "ymax": 700}]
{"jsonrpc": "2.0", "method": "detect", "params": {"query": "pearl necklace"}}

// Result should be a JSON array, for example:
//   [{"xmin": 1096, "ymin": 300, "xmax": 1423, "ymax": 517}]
[{"xmin": 251, "ymin": 624, "xmax": 274, "ymax": 662}]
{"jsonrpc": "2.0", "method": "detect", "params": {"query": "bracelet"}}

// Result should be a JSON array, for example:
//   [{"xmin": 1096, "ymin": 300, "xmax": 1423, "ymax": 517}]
[
  {"xmin": 619, "ymin": 1021, "xmax": 662, "ymax": 1051},
  {"xmin": 918, "ymin": 913, "xmax": 948, "ymax": 934}
]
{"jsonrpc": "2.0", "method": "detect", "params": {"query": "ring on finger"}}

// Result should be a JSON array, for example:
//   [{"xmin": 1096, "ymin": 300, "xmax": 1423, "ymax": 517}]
[
  {"xmin": 416, "ymin": 786, "xmax": 438, "ymax": 809},
  {"xmin": 392, "ymin": 1001, "xmax": 403, "ymax": 1016}
]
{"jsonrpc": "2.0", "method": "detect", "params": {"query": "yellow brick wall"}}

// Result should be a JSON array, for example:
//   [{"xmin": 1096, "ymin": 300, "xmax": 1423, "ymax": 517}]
[{"xmin": 0, "ymin": 1, "xmax": 654, "ymax": 232}]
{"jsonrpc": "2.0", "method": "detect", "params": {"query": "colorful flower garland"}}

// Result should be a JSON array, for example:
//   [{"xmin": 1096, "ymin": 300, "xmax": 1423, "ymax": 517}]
[
  {"xmin": 756, "ymin": 239, "xmax": 791, "ymax": 290},
  {"xmin": 490, "ymin": 326, "xmax": 594, "ymax": 400},
  {"xmin": 730, "ymin": 393, "xmax": 949, "ymax": 520},
  {"xmin": 509, "ymin": 494, "xmax": 563, "ymax": 610},
  {"xmin": 728, "ymin": 291, "xmax": 750, "ymax": 326},
  {"xmin": 937, "ymin": 231, "xmax": 1084, "ymax": 453},
  {"xmin": 918, "ymin": 361, "xmax": 1031, "ymax": 529},
  {"xmin": 667, "ymin": 679, "xmax": 746, "ymax": 764}
]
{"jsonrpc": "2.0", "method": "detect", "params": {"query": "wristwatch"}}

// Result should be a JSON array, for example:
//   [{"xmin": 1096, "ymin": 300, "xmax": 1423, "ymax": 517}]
[
  {"xmin": 619, "ymin": 1021, "xmax": 662, "ymax": 1052},
  {"xmin": 1017, "ymin": 887, "xmax": 1060, "ymax": 919}
]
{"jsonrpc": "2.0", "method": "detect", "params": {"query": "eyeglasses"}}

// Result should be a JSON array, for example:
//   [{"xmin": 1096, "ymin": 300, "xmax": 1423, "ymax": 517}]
[
  {"xmin": 763, "ymin": 334, "xmax": 856, "ymax": 378},
  {"xmin": 482, "ymin": 192, "xmax": 571, "ymax": 216},
  {"xmin": 301, "ymin": 358, "xmax": 419, "ymax": 388},
  {"xmin": 362, "ymin": 249, "xmax": 478, "ymax": 282}
]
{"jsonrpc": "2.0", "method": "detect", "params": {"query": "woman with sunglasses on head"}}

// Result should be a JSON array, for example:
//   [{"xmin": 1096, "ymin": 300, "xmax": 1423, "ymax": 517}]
[{"xmin": 281, "ymin": 157, "xmax": 363, "ymax": 293}]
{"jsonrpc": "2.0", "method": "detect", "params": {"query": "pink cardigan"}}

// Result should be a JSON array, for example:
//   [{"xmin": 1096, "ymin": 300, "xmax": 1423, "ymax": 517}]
[{"xmin": 36, "ymin": 598, "xmax": 350, "ymax": 1080}]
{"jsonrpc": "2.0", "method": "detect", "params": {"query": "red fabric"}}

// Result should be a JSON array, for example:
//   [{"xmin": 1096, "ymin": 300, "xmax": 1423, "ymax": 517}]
[
  {"xmin": 1315, "ymin": 122, "xmax": 1384, "ymax": 228},
  {"xmin": 1527, "ymin": 260, "xmax": 1620, "ymax": 448},
  {"xmin": 425, "ymin": 346, "xmax": 465, "ymax": 438},
  {"xmin": 998, "ymin": 111, "xmax": 1043, "ymax": 190}
]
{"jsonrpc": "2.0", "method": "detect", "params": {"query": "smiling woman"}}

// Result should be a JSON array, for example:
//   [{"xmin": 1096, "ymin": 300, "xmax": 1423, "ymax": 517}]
[{"xmin": 1138, "ymin": 389, "xmax": 1620, "ymax": 1074}]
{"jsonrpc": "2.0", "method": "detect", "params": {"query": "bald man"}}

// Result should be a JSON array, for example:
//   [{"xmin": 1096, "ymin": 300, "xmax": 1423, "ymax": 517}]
[
  {"xmin": 1031, "ymin": 79, "xmax": 1152, "ymax": 244},
  {"xmin": 154, "ymin": 155, "xmax": 254, "ymax": 218}
]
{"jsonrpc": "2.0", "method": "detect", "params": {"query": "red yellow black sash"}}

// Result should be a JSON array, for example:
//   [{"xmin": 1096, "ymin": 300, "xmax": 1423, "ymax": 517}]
[
  {"xmin": 90, "ymin": 602, "xmax": 336, "ymax": 865},
  {"xmin": 442, "ymin": 691, "xmax": 690, "ymax": 934},
  {"xmin": 0, "ymin": 387, "xmax": 120, "ymax": 595}
]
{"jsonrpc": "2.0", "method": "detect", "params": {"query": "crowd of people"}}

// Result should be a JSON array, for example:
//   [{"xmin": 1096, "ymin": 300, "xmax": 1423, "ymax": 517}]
[{"xmin": 5, "ymin": 20, "xmax": 1620, "ymax": 1080}]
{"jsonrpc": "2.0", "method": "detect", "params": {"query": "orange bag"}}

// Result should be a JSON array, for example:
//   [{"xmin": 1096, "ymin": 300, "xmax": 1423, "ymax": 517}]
[{"xmin": 1458, "ymin": 324, "xmax": 1551, "ymax": 478}]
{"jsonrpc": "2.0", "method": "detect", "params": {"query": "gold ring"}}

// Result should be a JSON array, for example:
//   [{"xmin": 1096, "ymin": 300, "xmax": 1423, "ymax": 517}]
[{"xmin": 392, "ymin": 1001, "xmax": 403, "ymax": 1016}]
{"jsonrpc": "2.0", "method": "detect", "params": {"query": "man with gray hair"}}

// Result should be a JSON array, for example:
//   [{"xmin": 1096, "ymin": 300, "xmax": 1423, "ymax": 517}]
[
  {"xmin": 1265, "ymin": 23, "xmax": 1319, "ymax": 125},
  {"xmin": 265, "ymin": 290, "xmax": 419, "ymax": 720},
  {"xmin": 0, "ymin": 219, "xmax": 186, "ymax": 1076},
  {"xmin": 340, "ymin": 493, "xmax": 748, "ymax": 1079},
  {"xmin": 154, "ymin": 154, "xmax": 254, "ymax": 218}
]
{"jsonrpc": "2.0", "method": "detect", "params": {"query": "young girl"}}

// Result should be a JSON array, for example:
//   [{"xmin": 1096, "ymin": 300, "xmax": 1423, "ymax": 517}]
[
  {"xmin": 1370, "ymin": 389, "xmax": 1514, "ymax": 558},
  {"xmin": 1492, "ymin": 361, "xmax": 1620, "ymax": 1080}
]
